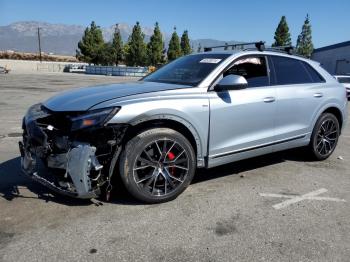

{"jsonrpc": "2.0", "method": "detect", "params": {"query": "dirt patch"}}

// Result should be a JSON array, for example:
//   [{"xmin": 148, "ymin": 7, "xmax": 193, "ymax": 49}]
[
  {"xmin": 7, "ymin": 133, "xmax": 22, "ymax": 138},
  {"xmin": 214, "ymin": 214, "xmax": 240, "ymax": 236}
]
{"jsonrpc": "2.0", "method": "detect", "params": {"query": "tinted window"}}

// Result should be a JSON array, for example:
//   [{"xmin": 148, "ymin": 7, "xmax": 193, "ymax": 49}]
[
  {"xmin": 143, "ymin": 53, "xmax": 230, "ymax": 86},
  {"xmin": 224, "ymin": 56, "xmax": 269, "ymax": 87},
  {"xmin": 302, "ymin": 62, "xmax": 325, "ymax": 83},
  {"xmin": 270, "ymin": 56, "xmax": 313, "ymax": 85},
  {"xmin": 337, "ymin": 77, "xmax": 350, "ymax": 84}
]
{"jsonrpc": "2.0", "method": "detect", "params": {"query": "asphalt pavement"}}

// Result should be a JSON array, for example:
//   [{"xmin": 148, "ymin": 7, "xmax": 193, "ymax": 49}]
[{"xmin": 0, "ymin": 73, "xmax": 349, "ymax": 262}]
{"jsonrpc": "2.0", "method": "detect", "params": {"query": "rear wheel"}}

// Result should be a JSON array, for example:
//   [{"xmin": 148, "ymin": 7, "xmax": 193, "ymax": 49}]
[
  {"xmin": 119, "ymin": 128, "xmax": 196, "ymax": 203},
  {"xmin": 309, "ymin": 113, "xmax": 340, "ymax": 160}
]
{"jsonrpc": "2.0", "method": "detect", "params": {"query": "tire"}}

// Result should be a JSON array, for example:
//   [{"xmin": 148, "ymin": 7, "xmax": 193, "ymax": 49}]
[
  {"xmin": 119, "ymin": 128, "xmax": 196, "ymax": 203},
  {"xmin": 309, "ymin": 113, "xmax": 340, "ymax": 160}
]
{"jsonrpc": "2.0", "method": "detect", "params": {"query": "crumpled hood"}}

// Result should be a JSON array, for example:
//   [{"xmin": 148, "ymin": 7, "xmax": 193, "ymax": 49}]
[{"xmin": 44, "ymin": 81, "xmax": 190, "ymax": 111}]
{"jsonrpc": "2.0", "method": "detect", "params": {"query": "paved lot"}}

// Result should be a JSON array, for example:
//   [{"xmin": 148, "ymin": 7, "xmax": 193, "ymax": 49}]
[{"xmin": 0, "ymin": 73, "xmax": 349, "ymax": 262}]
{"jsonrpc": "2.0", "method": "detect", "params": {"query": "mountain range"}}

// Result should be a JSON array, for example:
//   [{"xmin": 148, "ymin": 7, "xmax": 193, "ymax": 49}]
[{"xmin": 0, "ymin": 21, "xmax": 239, "ymax": 55}]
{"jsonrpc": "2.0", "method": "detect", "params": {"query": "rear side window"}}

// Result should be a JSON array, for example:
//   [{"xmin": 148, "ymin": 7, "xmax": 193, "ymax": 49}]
[
  {"xmin": 302, "ymin": 62, "xmax": 325, "ymax": 83},
  {"xmin": 270, "ymin": 56, "xmax": 314, "ymax": 85}
]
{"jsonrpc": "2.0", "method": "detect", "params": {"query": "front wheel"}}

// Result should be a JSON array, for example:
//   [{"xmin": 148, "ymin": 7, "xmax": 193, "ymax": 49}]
[
  {"xmin": 309, "ymin": 113, "xmax": 340, "ymax": 160},
  {"xmin": 119, "ymin": 128, "xmax": 196, "ymax": 203}
]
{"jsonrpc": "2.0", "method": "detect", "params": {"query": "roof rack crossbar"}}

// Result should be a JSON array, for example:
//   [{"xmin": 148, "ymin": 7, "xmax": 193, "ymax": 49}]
[{"xmin": 204, "ymin": 41, "xmax": 265, "ymax": 52}]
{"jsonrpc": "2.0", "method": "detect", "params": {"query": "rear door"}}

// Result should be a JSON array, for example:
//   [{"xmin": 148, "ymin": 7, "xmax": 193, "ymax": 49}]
[{"xmin": 268, "ymin": 55, "xmax": 326, "ymax": 144}]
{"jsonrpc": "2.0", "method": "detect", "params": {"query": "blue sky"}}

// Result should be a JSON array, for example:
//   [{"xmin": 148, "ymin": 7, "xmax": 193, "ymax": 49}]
[{"xmin": 0, "ymin": 0, "xmax": 349, "ymax": 47}]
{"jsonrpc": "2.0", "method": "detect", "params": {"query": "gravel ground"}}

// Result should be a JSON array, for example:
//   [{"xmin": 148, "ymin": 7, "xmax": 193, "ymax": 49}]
[{"xmin": 0, "ymin": 73, "xmax": 349, "ymax": 262}]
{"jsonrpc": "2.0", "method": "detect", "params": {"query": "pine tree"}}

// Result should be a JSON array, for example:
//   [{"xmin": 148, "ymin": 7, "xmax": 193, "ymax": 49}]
[
  {"xmin": 125, "ymin": 21, "xmax": 147, "ymax": 66},
  {"xmin": 180, "ymin": 30, "xmax": 192, "ymax": 55},
  {"xmin": 272, "ymin": 16, "xmax": 292, "ymax": 47},
  {"xmin": 147, "ymin": 22, "xmax": 164, "ymax": 66},
  {"xmin": 167, "ymin": 27, "xmax": 182, "ymax": 61},
  {"xmin": 97, "ymin": 43, "xmax": 114, "ymax": 65},
  {"xmin": 111, "ymin": 24, "xmax": 124, "ymax": 65},
  {"xmin": 296, "ymin": 14, "xmax": 314, "ymax": 58},
  {"xmin": 76, "ymin": 21, "xmax": 105, "ymax": 64}
]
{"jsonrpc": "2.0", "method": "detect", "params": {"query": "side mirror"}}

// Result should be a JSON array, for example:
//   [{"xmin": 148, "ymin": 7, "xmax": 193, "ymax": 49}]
[{"xmin": 214, "ymin": 74, "xmax": 248, "ymax": 91}]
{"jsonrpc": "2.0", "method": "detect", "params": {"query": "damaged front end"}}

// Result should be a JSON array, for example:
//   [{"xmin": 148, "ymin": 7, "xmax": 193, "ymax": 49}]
[{"xmin": 19, "ymin": 103, "xmax": 127, "ymax": 199}]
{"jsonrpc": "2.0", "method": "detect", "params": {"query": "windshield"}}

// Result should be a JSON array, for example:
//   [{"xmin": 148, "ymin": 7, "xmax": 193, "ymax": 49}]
[{"xmin": 143, "ymin": 53, "xmax": 231, "ymax": 86}]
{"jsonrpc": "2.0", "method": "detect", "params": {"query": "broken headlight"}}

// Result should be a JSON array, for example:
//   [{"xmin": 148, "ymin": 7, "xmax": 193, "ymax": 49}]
[{"xmin": 70, "ymin": 107, "xmax": 120, "ymax": 131}]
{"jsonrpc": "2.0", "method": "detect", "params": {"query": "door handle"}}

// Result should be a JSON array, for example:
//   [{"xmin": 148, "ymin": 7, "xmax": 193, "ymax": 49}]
[
  {"xmin": 313, "ymin": 92, "xmax": 323, "ymax": 98},
  {"xmin": 263, "ymin": 97, "xmax": 276, "ymax": 103}
]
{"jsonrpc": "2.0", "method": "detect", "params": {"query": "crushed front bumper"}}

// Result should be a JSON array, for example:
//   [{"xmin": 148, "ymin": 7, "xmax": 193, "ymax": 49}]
[
  {"xmin": 19, "ymin": 141, "xmax": 101, "ymax": 199},
  {"xmin": 19, "ymin": 104, "xmax": 127, "ymax": 199}
]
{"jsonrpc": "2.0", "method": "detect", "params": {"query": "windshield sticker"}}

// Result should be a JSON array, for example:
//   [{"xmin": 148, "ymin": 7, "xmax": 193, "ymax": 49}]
[{"xmin": 199, "ymin": 58, "xmax": 222, "ymax": 64}]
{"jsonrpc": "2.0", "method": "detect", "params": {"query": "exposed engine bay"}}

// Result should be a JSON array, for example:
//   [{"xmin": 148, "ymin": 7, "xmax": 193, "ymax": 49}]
[{"xmin": 19, "ymin": 103, "xmax": 127, "ymax": 199}]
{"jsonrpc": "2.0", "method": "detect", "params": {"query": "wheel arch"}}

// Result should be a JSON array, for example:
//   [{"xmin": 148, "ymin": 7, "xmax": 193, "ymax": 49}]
[
  {"xmin": 311, "ymin": 103, "xmax": 344, "ymax": 136},
  {"xmin": 322, "ymin": 107, "xmax": 343, "ymax": 130},
  {"xmin": 123, "ymin": 115, "xmax": 205, "ymax": 167}
]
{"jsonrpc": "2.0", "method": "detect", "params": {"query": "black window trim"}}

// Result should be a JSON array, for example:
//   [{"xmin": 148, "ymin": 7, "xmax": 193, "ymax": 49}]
[
  {"xmin": 208, "ymin": 54, "xmax": 271, "ymax": 91},
  {"xmin": 267, "ymin": 54, "xmax": 325, "ymax": 86}
]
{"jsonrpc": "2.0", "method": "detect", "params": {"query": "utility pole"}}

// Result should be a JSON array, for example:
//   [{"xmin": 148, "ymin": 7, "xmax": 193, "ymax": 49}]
[{"xmin": 37, "ymin": 27, "xmax": 42, "ymax": 62}]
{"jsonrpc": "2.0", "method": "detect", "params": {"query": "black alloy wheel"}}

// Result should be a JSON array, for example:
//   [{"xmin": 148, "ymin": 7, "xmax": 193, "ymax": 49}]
[
  {"xmin": 310, "ymin": 113, "xmax": 340, "ymax": 160},
  {"xmin": 119, "ymin": 128, "xmax": 196, "ymax": 203}
]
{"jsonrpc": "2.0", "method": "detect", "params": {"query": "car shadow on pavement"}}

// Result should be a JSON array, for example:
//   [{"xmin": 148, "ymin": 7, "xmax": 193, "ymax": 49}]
[
  {"xmin": 193, "ymin": 148, "xmax": 310, "ymax": 184},
  {"xmin": 0, "ymin": 157, "xmax": 92, "ymax": 206},
  {"xmin": 0, "ymin": 149, "xmax": 310, "ymax": 205}
]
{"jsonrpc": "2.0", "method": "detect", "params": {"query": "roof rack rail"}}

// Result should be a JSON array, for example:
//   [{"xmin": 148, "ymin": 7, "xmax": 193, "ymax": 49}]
[
  {"xmin": 204, "ymin": 41, "xmax": 265, "ymax": 52},
  {"xmin": 268, "ymin": 45, "xmax": 295, "ymax": 54},
  {"xmin": 203, "ymin": 42, "xmax": 307, "ymax": 58},
  {"xmin": 243, "ymin": 45, "xmax": 296, "ymax": 55}
]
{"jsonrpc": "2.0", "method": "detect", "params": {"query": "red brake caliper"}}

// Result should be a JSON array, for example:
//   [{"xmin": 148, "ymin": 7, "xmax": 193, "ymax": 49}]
[{"xmin": 167, "ymin": 151, "xmax": 176, "ymax": 176}]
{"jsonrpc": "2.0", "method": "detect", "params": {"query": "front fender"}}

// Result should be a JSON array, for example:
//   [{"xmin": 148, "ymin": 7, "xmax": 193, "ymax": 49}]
[{"xmin": 106, "ymin": 98, "xmax": 210, "ymax": 167}]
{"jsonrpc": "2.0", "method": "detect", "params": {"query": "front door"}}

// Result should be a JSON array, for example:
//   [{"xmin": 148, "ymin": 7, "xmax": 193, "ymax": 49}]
[{"xmin": 208, "ymin": 56, "xmax": 276, "ymax": 167}]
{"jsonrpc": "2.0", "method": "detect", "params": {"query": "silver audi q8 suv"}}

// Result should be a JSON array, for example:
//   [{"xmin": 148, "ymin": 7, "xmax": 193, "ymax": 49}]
[{"xmin": 20, "ymin": 44, "xmax": 348, "ymax": 203}]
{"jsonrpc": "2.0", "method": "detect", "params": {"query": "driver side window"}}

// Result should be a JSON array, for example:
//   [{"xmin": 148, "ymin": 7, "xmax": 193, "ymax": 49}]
[{"xmin": 223, "ymin": 56, "xmax": 269, "ymax": 87}]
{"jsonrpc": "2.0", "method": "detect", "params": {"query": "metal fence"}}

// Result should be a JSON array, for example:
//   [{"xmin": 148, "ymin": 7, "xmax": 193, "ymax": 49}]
[{"xmin": 86, "ymin": 65, "xmax": 149, "ymax": 77}]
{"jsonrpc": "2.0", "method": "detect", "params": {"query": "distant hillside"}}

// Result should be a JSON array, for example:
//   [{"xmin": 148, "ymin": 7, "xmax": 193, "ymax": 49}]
[{"xmin": 0, "ymin": 21, "xmax": 240, "ymax": 55}]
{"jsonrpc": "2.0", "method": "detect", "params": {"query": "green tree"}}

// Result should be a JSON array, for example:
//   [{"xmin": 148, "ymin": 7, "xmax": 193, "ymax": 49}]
[
  {"xmin": 76, "ymin": 21, "xmax": 105, "ymax": 64},
  {"xmin": 180, "ymin": 30, "xmax": 192, "ymax": 55},
  {"xmin": 296, "ymin": 14, "xmax": 314, "ymax": 58},
  {"xmin": 272, "ymin": 16, "xmax": 292, "ymax": 47},
  {"xmin": 167, "ymin": 27, "xmax": 182, "ymax": 61},
  {"xmin": 147, "ymin": 22, "xmax": 164, "ymax": 66},
  {"xmin": 97, "ymin": 43, "xmax": 114, "ymax": 65},
  {"xmin": 111, "ymin": 24, "xmax": 124, "ymax": 65},
  {"xmin": 125, "ymin": 21, "xmax": 147, "ymax": 66}
]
